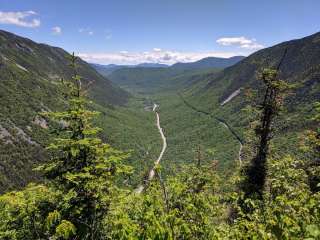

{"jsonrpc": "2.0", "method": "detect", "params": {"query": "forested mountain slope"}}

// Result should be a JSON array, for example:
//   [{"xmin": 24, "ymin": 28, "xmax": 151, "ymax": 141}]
[
  {"xmin": 201, "ymin": 32, "xmax": 320, "ymax": 105},
  {"xmin": 185, "ymin": 31, "xmax": 320, "ymax": 121},
  {"xmin": 103, "ymin": 32, "xmax": 320, "ymax": 176},
  {"xmin": 0, "ymin": 30, "xmax": 153, "ymax": 192},
  {"xmin": 179, "ymin": 32, "xmax": 320, "ymax": 162},
  {"xmin": 108, "ymin": 67, "xmax": 186, "ymax": 93},
  {"xmin": 105, "ymin": 56, "xmax": 244, "ymax": 93}
]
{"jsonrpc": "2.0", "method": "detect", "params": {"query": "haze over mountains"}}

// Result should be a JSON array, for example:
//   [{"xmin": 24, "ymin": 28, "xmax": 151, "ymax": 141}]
[
  {"xmin": 91, "ymin": 62, "xmax": 169, "ymax": 76},
  {"xmin": 91, "ymin": 55, "xmax": 245, "ymax": 76}
]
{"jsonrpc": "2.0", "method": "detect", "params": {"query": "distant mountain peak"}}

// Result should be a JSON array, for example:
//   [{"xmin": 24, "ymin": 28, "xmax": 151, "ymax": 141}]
[
  {"xmin": 136, "ymin": 63, "xmax": 169, "ymax": 68},
  {"xmin": 92, "ymin": 56, "xmax": 244, "ymax": 76},
  {"xmin": 171, "ymin": 56, "xmax": 245, "ymax": 70}
]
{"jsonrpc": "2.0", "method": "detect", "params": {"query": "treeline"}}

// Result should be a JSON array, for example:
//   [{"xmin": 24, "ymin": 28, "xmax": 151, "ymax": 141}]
[{"xmin": 0, "ymin": 55, "xmax": 319, "ymax": 239}]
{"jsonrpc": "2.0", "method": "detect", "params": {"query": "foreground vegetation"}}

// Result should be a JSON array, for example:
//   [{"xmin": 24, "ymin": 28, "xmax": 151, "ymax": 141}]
[
  {"xmin": 0, "ymin": 54, "xmax": 319, "ymax": 239},
  {"xmin": 0, "ymin": 29, "xmax": 165, "ymax": 191}
]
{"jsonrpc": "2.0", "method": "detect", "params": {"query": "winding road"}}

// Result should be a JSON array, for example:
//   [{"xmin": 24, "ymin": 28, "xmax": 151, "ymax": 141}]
[
  {"xmin": 136, "ymin": 103, "xmax": 167, "ymax": 193},
  {"xmin": 135, "ymin": 95, "xmax": 243, "ymax": 194}
]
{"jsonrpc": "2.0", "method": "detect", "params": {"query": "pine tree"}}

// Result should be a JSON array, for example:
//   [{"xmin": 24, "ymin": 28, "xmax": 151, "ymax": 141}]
[{"xmin": 36, "ymin": 53, "xmax": 131, "ymax": 239}]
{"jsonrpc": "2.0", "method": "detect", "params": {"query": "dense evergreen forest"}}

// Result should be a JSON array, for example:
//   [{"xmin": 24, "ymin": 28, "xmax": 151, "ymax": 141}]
[{"xmin": 0, "ymin": 29, "xmax": 319, "ymax": 239}]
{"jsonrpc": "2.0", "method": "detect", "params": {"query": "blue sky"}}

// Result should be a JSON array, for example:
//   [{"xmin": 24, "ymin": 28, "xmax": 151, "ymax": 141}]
[{"xmin": 0, "ymin": 0, "xmax": 319, "ymax": 64}]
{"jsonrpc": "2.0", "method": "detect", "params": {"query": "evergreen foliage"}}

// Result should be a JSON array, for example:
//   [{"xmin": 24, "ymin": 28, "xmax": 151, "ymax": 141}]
[
  {"xmin": 35, "ymin": 53, "xmax": 131, "ymax": 239},
  {"xmin": 241, "ymin": 67, "xmax": 293, "ymax": 200}
]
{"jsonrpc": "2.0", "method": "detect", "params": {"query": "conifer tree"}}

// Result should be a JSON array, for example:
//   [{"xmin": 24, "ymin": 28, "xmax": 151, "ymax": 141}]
[
  {"xmin": 36, "ymin": 53, "xmax": 130, "ymax": 239},
  {"xmin": 241, "ymin": 53, "xmax": 292, "ymax": 201}
]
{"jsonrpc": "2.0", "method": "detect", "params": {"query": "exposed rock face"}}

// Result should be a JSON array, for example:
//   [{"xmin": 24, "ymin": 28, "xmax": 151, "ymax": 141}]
[
  {"xmin": 0, "ymin": 123, "xmax": 39, "ymax": 146},
  {"xmin": 15, "ymin": 63, "xmax": 28, "ymax": 72},
  {"xmin": 59, "ymin": 120, "xmax": 69, "ymax": 129},
  {"xmin": 0, "ymin": 125, "xmax": 13, "ymax": 144},
  {"xmin": 13, "ymin": 125, "xmax": 38, "ymax": 145},
  {"xmin": 33, "ymin": 116, "xmax": 48, "ymax": 129},
  {"xmin": 221, "ymin": 88, "xmax": 241, "ymax": 106}
]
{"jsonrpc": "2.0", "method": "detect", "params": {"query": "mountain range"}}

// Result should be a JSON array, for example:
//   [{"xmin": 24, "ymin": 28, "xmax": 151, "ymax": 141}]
[
  {"xmin": 0, "ymin": 29, "xmax": 319, "ymax": 193},
  {"xmin": 170, "ymin": 56, "xmax": 245, "ymax": 70},
  {"xmin": 91, "ymin": 62, "xmax": 169, "ymax": 76},
  {"xmin": 105, "ymin": 31, "xmax": 320, "ymax": 172},
  {"xmin": 92, "ymin": 56, "xmax": 245, "ymax": 77}
]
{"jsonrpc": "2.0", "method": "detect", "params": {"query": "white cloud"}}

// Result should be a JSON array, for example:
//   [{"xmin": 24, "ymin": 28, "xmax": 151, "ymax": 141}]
[
  {"xmin": 217, "ymin": 37, "xmax": 251, "ymax": 46},
  {"xmin": 240, "ymin": 42, "xmax": 264, "ymax": 50},
  {"xmin": 0, "ymin": 11, "xmax": 40, "ymax": 28},
  {"xmin": 52, "ymin": 26, "xmax": 62, "ymax": 35},
  {"xmin": 216, "ymin": 36, "xmax": 264, "ymax": 50},
  {"xmin": 77, "ymin": 48, "xmax": 246, "ymax": 65}
]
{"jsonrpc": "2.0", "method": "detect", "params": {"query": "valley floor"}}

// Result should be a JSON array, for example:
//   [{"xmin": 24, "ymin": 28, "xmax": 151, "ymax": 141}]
[
  {"xmin": 118, "ymin": 91, "xmax": 241, "ymax": 185},
  {"xmin": 136, "ymin": 103, "xmax": 167, "ymax": 193}
]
